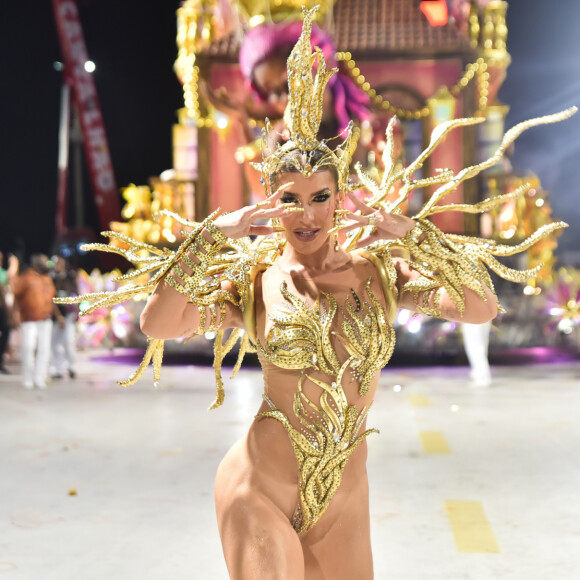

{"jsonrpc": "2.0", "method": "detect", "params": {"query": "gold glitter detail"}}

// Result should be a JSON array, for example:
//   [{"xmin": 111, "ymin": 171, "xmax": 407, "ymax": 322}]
[
  {"xmin": 164, "ymin": 217, "xmax": 228, "ymax": 296},
  {"xmin": 117, "ymin": 338, "xmax": 165, "ymax": 387},
  {"xmin": 259, "ymin": 279, "xmax": 395, "ymax": 396},
  {"xmin": 211, "ymin": 329, "xmax": 257, "ymax": 410},
  {"xmin": 339, "ymin": 280, "xmax": 395, "ymax": 395},
  {"xmin": 258, "ymin": 368, "xmax": 378, "ymax": 533},
  {"xmin": 55, "ymin": 210, "xmax": 280, "ymax": 399}
]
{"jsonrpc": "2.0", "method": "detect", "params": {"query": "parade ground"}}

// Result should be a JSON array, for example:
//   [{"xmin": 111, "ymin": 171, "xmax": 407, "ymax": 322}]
[{"xmin": 1, "ymin": 349, "xmax": 579, "ymax": 579}]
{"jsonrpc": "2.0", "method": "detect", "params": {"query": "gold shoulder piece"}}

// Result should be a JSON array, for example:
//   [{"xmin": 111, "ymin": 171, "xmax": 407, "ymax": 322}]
[{"xmin": 355, "ymin": 249, "xmax": 398, "ymax": 325}]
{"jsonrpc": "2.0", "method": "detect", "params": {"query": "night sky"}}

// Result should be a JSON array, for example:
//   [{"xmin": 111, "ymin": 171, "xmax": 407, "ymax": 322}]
[{"xmin": 2, "ymin": 0, "xmax": 579, "ymax": 264}]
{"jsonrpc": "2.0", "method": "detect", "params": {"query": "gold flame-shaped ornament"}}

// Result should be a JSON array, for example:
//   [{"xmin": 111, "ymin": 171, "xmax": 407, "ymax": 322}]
[
  {"xmin": 345, "ymin": 107, "xmax": 577, "ymax": 317},
  {"xmin": 252, "ymin": 6, "xmax": 359, "ymax": 197}
]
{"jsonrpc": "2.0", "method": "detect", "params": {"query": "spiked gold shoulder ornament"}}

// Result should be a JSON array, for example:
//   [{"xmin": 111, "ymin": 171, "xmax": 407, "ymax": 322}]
[
  {"xmin": 55, "ymin": 209, "xmax": 280, "ymax": 407},
  {"xmin": 252, "ymin": 6, "xmax": 359, "ymax": 197},
  {"xmin": 347, "ymin": 107, "xmax": 577, "ymax": 317}
]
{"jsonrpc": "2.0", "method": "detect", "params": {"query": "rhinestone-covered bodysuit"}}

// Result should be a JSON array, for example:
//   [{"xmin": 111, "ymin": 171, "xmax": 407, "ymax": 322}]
[{"xmin": 252, "ymin": 254, "xmax": 397, "ymax": 533}]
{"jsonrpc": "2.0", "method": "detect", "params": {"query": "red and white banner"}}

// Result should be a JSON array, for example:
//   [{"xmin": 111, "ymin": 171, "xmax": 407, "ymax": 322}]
[{"xmin": 52, "ymin": 0, "xmax": 120, "ymax": 232}]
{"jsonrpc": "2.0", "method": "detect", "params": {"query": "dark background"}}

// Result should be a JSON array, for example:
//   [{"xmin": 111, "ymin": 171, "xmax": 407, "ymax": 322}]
[{"xmin": 1, "ymin": 1, "xmax": 579, "ymax": 263}]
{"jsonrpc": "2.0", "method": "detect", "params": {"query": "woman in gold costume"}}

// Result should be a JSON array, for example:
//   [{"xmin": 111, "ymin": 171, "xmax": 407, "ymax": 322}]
[
  {"xmin": 59, "ymin": 8, "xmax": 573, "ymax": 579},
  {"xmin": 141, "ymin": 161, "xmax": 499, "ymax": 580}
]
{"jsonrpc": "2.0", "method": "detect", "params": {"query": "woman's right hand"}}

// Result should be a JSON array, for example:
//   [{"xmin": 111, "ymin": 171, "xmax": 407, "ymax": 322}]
[
  {"xmin": 212, "ymin": 183, "xmax": 298, "ymax": 239},
  {"xmin": 145, "ymin": 184, "xmax": 300, "ymax": 338}
]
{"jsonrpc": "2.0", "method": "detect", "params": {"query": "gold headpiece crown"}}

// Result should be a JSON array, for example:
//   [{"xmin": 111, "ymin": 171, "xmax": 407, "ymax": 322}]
[{"xmin": 253, "ymin": 6, "xmax": 359, "ymax": 196}]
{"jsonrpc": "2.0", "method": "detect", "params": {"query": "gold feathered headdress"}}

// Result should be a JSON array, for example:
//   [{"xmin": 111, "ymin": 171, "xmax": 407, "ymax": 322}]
[{"xmin": 253, "ymin": 6, "xmax": 358, "ymax": 196}]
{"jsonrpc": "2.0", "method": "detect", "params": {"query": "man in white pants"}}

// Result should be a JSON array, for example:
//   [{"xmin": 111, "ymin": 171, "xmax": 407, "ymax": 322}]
[
  {"xmin": 461, "ymin": 320, "xmax": 492, "ymax": 388},
  {"xmin": 10, "ymin": 255, "xmax": 57, "ymax": 389},
  {"xmin": 50, "ymin": 256, "xmax": 78, "ymax": 379}
]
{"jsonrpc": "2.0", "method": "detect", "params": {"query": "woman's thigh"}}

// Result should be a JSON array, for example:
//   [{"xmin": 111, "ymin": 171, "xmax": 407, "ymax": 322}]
[
  {"xmin": 215, "ymin": 438, "xmax": 305, "ymax": 580},
  {"xmin": 299, "ymin": 480, "xmax": 373, "ymax": 580}
]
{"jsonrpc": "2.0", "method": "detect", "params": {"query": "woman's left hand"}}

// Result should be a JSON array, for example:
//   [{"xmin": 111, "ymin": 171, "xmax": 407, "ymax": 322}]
[{"xmin": 332, "ymin": 191, "xmax": 416, "ymax": 249}]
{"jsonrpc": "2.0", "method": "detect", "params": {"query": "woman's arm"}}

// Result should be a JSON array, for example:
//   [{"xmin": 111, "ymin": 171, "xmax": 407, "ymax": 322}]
[
  {"xmin": 334, "ymin": 193, "xmax": 500, "ymax": 324},
  {"xmin": 394, "ymin": 257, "xmax": 498, "ymax": 324},
  {"xmin": 140, "ymin": 186, "xmax": 295, "ymax": 341},
  {"xmin": 140, "ymin": 279, "xmax": 244, "ymax": 340},
  {"xmin": 140, "ymin": 278, "xmax": 207, "ymax": 340}
]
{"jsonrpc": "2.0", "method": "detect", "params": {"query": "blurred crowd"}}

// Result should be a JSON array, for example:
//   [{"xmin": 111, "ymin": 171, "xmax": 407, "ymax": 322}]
[{"xmin": 0, "ymin": 251, "xmax": 78, "ymax": 389}]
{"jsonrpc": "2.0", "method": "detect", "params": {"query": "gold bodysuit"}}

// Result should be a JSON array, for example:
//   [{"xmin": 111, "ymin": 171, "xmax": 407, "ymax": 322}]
[{"xmin": 244, "ymin": 252, "xmax": 399, "ymax": 533}]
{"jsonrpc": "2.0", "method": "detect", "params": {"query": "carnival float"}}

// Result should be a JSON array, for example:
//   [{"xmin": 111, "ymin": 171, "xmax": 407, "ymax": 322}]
[{"xmin": 55, "ymin": 0, "xmax": 580, "ymax": 358}]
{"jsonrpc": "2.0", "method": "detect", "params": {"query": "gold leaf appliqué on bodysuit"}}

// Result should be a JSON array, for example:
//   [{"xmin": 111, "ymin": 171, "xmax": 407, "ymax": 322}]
[{"xmin": 257, "ymin": 279, "xmax": 395, "ymax": 532}]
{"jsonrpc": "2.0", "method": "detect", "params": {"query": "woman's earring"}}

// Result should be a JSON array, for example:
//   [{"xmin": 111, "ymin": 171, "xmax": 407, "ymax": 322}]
[
  {"xmin": 272, "ymin": 217, "xmax": 284, "ymax": 255},
  {"xmin": 333, "ymin": 210, "xmax": 341, "ymax": 251}
]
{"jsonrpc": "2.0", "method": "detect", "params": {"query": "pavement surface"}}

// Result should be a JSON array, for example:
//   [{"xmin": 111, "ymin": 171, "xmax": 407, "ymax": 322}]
[{"xmin": 1, "ymin": 348, "xmax": 579, "ymax": 579}]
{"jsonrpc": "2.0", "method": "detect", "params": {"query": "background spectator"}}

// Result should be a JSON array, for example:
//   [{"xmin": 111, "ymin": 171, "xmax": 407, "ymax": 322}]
[
  {"xmin": 50, "ymin": 256, "xmax": 79, "ymax": 379},
  {"xmin": 10, "ymin": 254, "xmax": 57, "ymax": 389}
]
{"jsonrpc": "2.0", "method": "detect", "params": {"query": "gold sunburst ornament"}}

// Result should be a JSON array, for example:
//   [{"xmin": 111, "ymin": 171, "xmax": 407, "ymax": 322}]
[{"xmin": 344, "ymin": 108, "xmax": 577, "ymax": 317}]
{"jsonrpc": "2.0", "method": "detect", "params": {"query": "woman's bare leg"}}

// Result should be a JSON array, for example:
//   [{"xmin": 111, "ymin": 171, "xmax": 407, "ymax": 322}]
[
  {"xmin": 215, "ymin": 438, "xmax": 305, "ymax": 580},
  {"xmin": 300, "ymin": 478, "xmax": 373, "ymax": 580}
]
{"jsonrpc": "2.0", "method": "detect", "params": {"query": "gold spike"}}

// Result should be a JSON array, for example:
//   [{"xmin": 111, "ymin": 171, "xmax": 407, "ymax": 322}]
[{"xmin": 117, "ymin": 339, "xmax": 165, "ymax": 387}]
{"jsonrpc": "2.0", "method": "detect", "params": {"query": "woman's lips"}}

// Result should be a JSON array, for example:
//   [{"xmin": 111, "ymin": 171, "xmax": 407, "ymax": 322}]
[{"xmin": 293, "ymin": 228, "xmax": 320, "ymax": 242}]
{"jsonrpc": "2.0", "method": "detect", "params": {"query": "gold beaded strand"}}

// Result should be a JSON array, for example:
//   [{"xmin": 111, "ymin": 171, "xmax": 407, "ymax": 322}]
[{"xmin": 336, "ymin": 52, "xmax": 490, "ymax": 119}]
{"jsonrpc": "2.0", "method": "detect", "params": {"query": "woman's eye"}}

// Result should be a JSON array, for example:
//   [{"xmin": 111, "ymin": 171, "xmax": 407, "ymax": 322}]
[
  {"xmin": 313, "ymin": 193, "xmax": 331, "ymax": 203},
  {"xmin": 281, "ymin": 196, "xmax": 297, "ymax": 204}
]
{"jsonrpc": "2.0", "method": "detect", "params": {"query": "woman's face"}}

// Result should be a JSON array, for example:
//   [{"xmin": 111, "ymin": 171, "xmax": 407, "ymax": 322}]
[{"xmin": 275, "ymin": 170, "xmax": 339, "ymax": 254}]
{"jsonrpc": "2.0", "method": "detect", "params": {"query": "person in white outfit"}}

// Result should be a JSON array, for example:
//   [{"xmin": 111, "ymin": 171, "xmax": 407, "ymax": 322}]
[
  {"xmin": 461, "ymin": 320, "xmax": 492, "ymax": 387},
  {"xmin": 10, "ymin": 254, "xmax": 57, "ymax": 389},
  {"xmin": 50, "ymin": 256, "xmax": 78, "ymax": 379}
]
